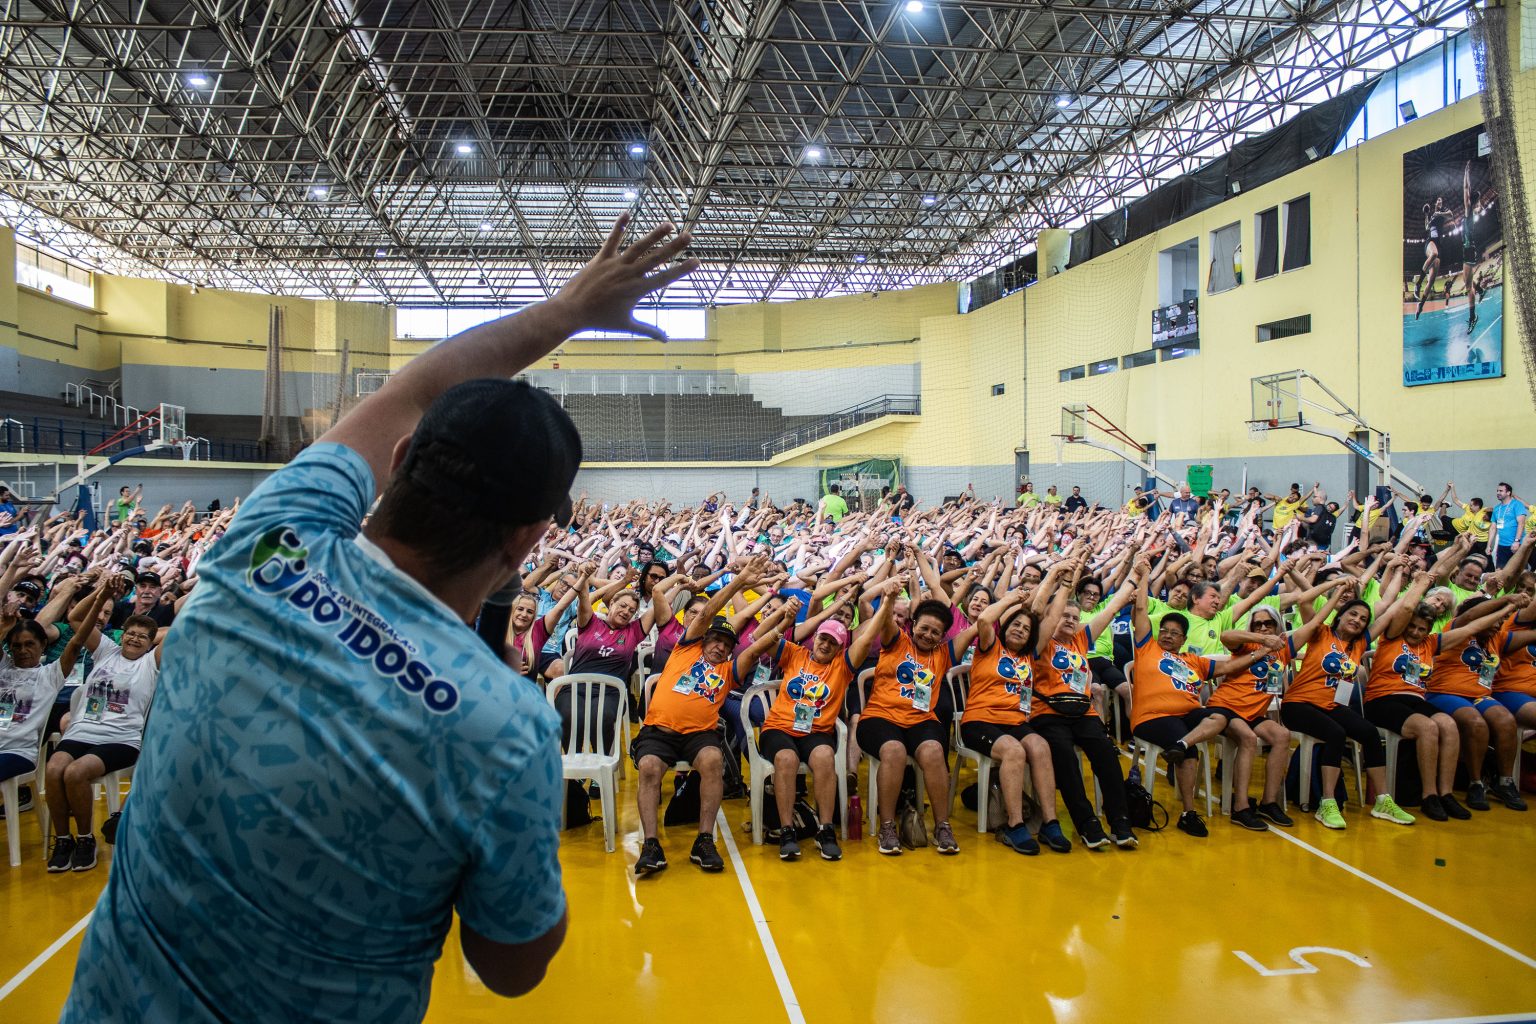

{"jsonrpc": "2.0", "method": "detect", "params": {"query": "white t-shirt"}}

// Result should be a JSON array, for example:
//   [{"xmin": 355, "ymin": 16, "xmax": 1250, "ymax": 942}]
[
  {"xmin": 62, "ymin": 635, "xmax": 158, "ymax": 749},
  {"xmin": 0, "ymin": 660, "xmax": 67, "ymax": 758}
]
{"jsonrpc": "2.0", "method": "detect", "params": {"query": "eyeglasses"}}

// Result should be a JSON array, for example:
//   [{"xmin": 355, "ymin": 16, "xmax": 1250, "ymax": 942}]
[{"xmin": 122, "ymin": 631, "xmax": 154, "ymax": 643}]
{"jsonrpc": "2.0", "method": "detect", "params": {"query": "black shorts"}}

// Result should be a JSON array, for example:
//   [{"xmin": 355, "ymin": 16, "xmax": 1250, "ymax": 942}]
[
  {"xmin": 1131, "ymin": 707, "xmax": 1224, "ymax": 751},
  {"xmin": 54, "ymin": 740, "xmax": 140, "ymax": 774},
  {"xmin": 757, "ymin": 728, "xmax": 836, "ymax": 764},
  {"xmin": 959, "ymin": 720, "xmax": 1035, "ymax": 757},
  {"xmin": 1209, "ymin": 706, "xmax": 1271, "ymax": 732},
  {"xmin": 1365, "ymin": 694, "xmax": 1440, "ymax": 735},
  {"xmin": 535, "ymin": 649, "xmax": 563, "ymax": 678},
  {"xmin": 631, "ymin": 724, "xmax": 722, "ymax": 768},
  {"xmin": 856, "ymin": 715, "xmax": 948, "ymax": 758}
]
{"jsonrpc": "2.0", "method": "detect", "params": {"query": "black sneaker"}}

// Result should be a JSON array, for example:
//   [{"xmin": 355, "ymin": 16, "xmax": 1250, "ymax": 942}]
[
  {"xmin": 47, "ymin": 836, "xmax": 76, "ymax": 873},
  {"xmin": 634, "ymin": 837, "xmax": 668, "ymax": 876},
  {"xmin": 1231, "ymin": 806, "xmax": 1269, "ymax": 831},
  {"xmin": 877, "ymin": 820, "xmax": 902, "ymax": 855},
  {"xmin": 1467, "ymin": 781, "xmax": 1491, "ymax": 811},
  {"xmin": 1161, "ymin": 742, "xmax": 1189, "ymax": 769},
  {"xmin": 778, "ymin": 834, "xmax": 801, "ymax": 861},
  {"xmin": 1110, "ymin": 819, "xmax": 1139, "ymax": 849},
  {"xmin": 1038, "ymin": 820, "xmax": 1073, "ymax": 853},
  {"xmin": 101, "ymin": 811, "xmax": 121, "ymax": 845},
  {"xmin": 1491, "ymin": 779, "xmax": 1528, "ymax": 811},
  {"xmin": 814, "ymin": 825, "xmax": 842, "ymax": 861},
  {"xmin": 1441, "ymin": 792, "xmax": 1472, "ymax": 819},
  {"xmin": 0, "ymin": 785, "xmax": 32, "ymax": 817},
  {"xmin": 690, "ymin": 833, "xmax": 725, "ymax": 872},
  {"xmin": 1420, "ymin": 794, "xmax": 1448, "ymax": 821},
  {"xmin": 1255, "ymin": 802, "xmax": 1295, "ymax": 827},
  {"xmin": 71, "ymin": 835, "xmax": 97, "ymax": 872},
  {"xmin": 1080, "ymin": 818, "xmax": 1111, "ymax": 851},
  {"xmin": 1177, "ymin": 811, "xmax": 1209, "ymax": 838}
]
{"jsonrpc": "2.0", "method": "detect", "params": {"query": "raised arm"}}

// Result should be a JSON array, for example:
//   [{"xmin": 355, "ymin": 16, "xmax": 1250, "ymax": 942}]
[
  {"xmin": 323, "ymin": 216, "xmax": 698, "ymax": 492},
  {"xmin": 1440, "ymin": 593, "xmax": 1528, "ymax": 648},
  {"xmin": 1371, "ymin": 570, "xmax": 1435, "ymax": 642}
]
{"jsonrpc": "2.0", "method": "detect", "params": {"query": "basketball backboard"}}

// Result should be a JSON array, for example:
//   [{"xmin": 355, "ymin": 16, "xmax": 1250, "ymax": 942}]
[{"xmin": 1250, "ymin": 371, "xmax": 1303, "ymax": 428}]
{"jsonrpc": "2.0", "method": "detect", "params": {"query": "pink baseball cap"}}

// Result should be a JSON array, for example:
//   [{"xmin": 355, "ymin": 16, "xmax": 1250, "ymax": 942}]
[{"xmin": 814, "ymin": 620, "xmax": 850, "ymax": 646}]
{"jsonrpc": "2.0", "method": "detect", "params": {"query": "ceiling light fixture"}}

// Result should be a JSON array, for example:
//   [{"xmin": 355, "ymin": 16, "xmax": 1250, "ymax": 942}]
[
  {"xmin": 629, "ymin": 143, "xmax": 646, "ymax": 156},
  {"xmin": 623, "ymin": 189, "xmax": 639, "ymax": 200},
  {"xmin": 805, "ymin": 146, "xmax": 824, "ymax": 160},
  {"xmin": 1055, "ymin": 95, "xmax": 1071, "ymax": 108},
  {"xmin": 310, "ymin": 186, "xmax": 329, "ymax": 197},
  {"xmin": 456, "ymin": 143, "xmax": 475, "ymax": 154},
  {"xmin": 922, "ymin": 195, "xmax": 937, "ymax": 206},
  {"xmin": 188, "ymin": 75, "xmax": 209, "ymax": 87},
  {"xmin": 480, "ymin": 221, "xmax": 494, "ymax": 231},
  {"xmin": 905, "ymin": 0, "xmax": 924, "ymax": 13}
]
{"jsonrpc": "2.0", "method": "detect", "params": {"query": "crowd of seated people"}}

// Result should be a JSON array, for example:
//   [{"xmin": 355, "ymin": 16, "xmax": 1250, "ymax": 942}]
[{"xmin": 1, "ymin": 475, "xmax": 1531, "ymax": 877}]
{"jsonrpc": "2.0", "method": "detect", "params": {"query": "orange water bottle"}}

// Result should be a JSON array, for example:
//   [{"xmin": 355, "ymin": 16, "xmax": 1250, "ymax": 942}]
[{"xmin": 847, "ymin": 793, "xmax": 863, "ymax": 840}]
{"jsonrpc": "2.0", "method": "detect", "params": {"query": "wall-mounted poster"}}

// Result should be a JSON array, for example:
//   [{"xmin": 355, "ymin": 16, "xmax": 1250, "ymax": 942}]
[{"xmin": 1402, "ymin": 124, "xmax": 1504, "ymax": 386}]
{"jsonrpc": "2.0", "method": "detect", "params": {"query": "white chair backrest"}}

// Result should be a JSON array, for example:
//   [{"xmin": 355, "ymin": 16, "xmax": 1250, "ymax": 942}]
[
  {"xmin": 945, "ymin": 665, "xmax": 971, "ymax": 715},
  {"xmin": 738, "ymin": 681, "xmax": 779, "ymax": 753},
  {"xmin": 545, "ymin": 673, "xmax": 627, "ymax": 758},
  {"xmin": 856, "ymin": 667, "xmax": 876, "ymax": 708},
  {"xmin": 562, "ymin": 627, "xmax": 578, "ymax": 657},
  {"xmin": 640, "ymin": 672, "xmax": 663, "ymax": 717}
]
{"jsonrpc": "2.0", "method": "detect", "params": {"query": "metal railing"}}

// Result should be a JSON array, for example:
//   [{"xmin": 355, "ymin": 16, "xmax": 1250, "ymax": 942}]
[
  {"xmin": 0, "ymin": 414, "xmax": 266, "ymax": 463},
  {"xmin": 759, "ymin": 394, "xmax": 920, "ymax": 459},
  {"xmin": 520, "ymin": 370, "xmax": 745, "ymax": 399},
  {"xmin": 63, "ymin": 383, "xmax": 140, "ymax": 427}
]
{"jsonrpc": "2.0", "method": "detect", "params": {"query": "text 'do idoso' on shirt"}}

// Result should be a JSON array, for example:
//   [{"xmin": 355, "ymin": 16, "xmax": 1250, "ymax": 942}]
[{"xmin": 62, "ymin": 443, "xmax": 565, "ymax": 1024}]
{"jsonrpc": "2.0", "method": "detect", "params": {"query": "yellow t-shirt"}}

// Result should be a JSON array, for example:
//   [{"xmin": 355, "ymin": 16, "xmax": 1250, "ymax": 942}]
[
  {"xmin": 1454, "ymin": 504, "xmax": 1491, "ymax": 542},
  {"xmin": 1124, "ymin": 499, "xmax": 1145, "ymax": 519},
  {"xmin": 1043, "ymin": 494, "xmax": 1062, "ymax": 505},
  {"xmin": 1272, "ymin": 497, "xmax": 1304, "ymax": 529},
  {"xmin": 1017, "ymin": 492, "xmax": 1040, "ymax": 508}
]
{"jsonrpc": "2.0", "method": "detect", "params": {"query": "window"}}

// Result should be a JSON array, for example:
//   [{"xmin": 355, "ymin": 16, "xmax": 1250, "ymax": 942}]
[
  {"xmin": 1335, "ymin": 28, "xmax": 1475, "ymax": 152},
  {"xmin": 397, "ymin": 306, "xmax": 708, "ymax": 340},
  {"xmin": 16, "ymin": 242, "xmax": 93, "ymax": 306},
  {"xmin": 1161, "ymin": 342, "xmax": 1200, "ymax": 360},
  {"xmin": 1058, "ymin": 365, "xmax": 1086, "ymax": 382},
  {"xmin": 1088, "ymin": 359, "xmax": 1118, "ymax": 376},
  {"xmin": 1158, "ymin": 239, "xmax": 1200, "ymax": 306},
  {"xmin": 1282, "ymin": 195, "xmax": 1311, "ymax": 271},
  {"xmin": 1122, "ymin": 350, "xmax": 1157, "ymax": 369},
  {"xmin": 990, "ymin": 383, "xmax": 1006, "ymax": 396},
  {"xmin": 1257, "ymin": 315, "xmax": 1312, "ymax": 342},
  {"xmin": 1207, "ymin": 223, "xmax": 1241, "ymax": 293},
  {"xmin": 1255, "ymin": 207, "xmax": 1281, "ymax": 280}
]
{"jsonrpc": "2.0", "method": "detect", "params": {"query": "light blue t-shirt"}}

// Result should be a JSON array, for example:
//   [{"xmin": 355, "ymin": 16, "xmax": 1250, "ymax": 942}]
[
  {"xmin": 63, "ymin": 443, "xmax": 565, "ymax": 1024},
  {"xmin": 1491, "ymin": 498, "xmax": 1527, "ymax": 547}
]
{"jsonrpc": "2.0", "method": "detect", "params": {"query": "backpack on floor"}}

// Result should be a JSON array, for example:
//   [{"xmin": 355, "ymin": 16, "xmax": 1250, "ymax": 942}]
[
  {"xmin": 896, "ymin": 787, "xmax": 928, "ymax": 849},
  {"xmin": 663, "ymin": 771, "xmax": 701, "ymax": 826},
  {"xmin": 1123, "ymin": 777, "xmax": 1168, "ymax": 832},
  {"xmin": 563, "ymin": 780, "xmax": 594, "ymax": 830}
]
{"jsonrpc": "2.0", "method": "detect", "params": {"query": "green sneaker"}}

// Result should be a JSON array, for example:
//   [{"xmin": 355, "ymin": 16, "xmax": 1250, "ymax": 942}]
[
  {"xmin": 1371, "ymin": 794, "xmax": 1415, "ymax": 825},
  {"xmin": 1314, "ymin": 798, "xmax": 1346, "ymax": 830}
]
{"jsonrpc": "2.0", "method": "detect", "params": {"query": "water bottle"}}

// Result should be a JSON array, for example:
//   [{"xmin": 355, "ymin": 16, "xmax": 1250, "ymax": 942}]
[{"xmin": 847, "ymin": 794, "xmax": 863, "ymax": 840}]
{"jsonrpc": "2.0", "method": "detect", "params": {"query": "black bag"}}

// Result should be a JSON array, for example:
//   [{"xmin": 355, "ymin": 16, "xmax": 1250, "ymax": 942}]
[
  {"xmin": 663, "ymin": 771, "xmax": 701, "ymax": 826},
  {"xmin": 563, "ymin": 779, "xmax": 594, "ymax": 829},
  {"xmin": 1124, "ymin": 777, "xmax": 1168, "ymax": 831},
  {"xmin": 1041, "ymin": 693, "xmax": 1095, "ymax": 718}
]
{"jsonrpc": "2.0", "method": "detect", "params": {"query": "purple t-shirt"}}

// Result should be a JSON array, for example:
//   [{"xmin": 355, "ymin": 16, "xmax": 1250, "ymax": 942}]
[
  {"xmin": 651, "ymin": 618, "xmax": 688, "ymax": 674},
  {"xmin": 569, "ymin": 616, "xmax": 646, "ymax": 679}
]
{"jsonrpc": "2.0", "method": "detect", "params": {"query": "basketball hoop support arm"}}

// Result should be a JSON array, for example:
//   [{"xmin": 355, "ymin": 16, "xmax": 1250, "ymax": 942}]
[
  {"xmin": 1288, "ymin": 422, "xmax": 1425, "ymax": 496},
  {"xmin": 42, "ymin": 442, "xmax": 169, "ymax": 506},
  {"xmin": 1069, "ymin": 438, "xmax": 1180, "ymax": 489}
]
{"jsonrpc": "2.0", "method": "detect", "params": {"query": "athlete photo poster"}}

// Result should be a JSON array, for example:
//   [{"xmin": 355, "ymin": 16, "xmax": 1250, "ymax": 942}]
[{"xmin": 1402, "ymin": 123, "xmax": 1504, "ymax": 387}]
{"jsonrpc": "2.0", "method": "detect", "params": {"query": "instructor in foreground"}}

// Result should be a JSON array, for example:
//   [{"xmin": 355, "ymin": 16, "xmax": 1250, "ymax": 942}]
[{"xmin": 61, "ymin": 217, "xmax": 699, "ymax": 1022}]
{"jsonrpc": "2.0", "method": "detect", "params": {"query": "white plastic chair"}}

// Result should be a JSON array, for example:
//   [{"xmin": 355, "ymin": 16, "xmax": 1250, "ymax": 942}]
[
  {"xmin": 854, "ymin": 669, "xmax": 928, "ymax": 834},
  {"xmin": 3, "ymin": 729, "xmax": 51, "ymax": 867},
  {"xmin": 546, "ymin": 673, "xmax": 629, "ymax": 853},
  {"xmin": 738, "ymin": 681, "xmax": 850, "ymax": 844},
  {"xmin": 561, "ymin": 626, "xmax": 578, "ymax": 660},
  {"xmin": 942, "ymin": 665, "xmax": 1004, "ymax": 833}
]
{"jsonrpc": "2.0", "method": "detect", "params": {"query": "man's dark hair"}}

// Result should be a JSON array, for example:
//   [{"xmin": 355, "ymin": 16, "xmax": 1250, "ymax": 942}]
[
  {"xmin": 1498, "ymin": 481, "xmax": 1513, "ymax": 492},
  {"xmin": 828, "ymin": 483, "xmax": 840, "ymax": 494}
]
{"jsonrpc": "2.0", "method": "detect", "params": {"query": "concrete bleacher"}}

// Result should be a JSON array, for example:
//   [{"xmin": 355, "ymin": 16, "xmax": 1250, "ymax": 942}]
[{"xmin": 555, "ymin": 393, "xmax": 821, "ymax": 462}]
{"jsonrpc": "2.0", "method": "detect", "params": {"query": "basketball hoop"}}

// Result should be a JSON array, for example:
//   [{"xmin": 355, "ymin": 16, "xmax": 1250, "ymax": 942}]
[
  {"xmin": 1051, "ymin": 433, "xmax": 1075, "ymax": 466},
  {"xmin": 1247, "ymin": 419, "xmax": 1276, "ymax": 444}
]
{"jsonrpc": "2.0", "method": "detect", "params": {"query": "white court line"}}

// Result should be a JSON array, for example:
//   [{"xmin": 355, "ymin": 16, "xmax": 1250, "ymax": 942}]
[
  {"xmin": 716, "ymin": 810, "xmax": 807, "ymax": 1024},
  {"xmin": 1388, "ymin": 1014, "xmax": 1536, "ymax": 1024},
  {"xmin": 0, "ymin": 911, "xmax": 92, "ymax": 1003},
  {"xmin": 1266, "ymin": 827, "xmax": 1536, "ymax": 971}
]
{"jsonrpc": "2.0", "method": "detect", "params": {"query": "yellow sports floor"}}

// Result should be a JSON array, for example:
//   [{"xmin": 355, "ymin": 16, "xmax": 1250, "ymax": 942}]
[{"xmin": 3, "ymin": 756, "xmax": 1534, "ymax": 1024}]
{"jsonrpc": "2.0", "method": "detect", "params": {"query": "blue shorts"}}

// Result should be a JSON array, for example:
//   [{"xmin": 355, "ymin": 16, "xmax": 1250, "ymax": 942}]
[
  {"xmin": 1492, "ymin": 691, "xmax": 1535, "ymax": 715},
  {"xmin": 1426, "ymin": 693, "xmax": 1500, "ymax": 716}
]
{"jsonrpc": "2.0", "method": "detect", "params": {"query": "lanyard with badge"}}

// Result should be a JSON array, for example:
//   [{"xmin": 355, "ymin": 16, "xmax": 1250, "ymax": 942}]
[
  {"xmin": 1066, "ymin": 662, "xmax": 1089, "ymax": 695},
  {"xmin": 84, "ymin": 681, "xmax": 107, "ymax": 721},
  {"xmin": 910, "ymin": 664, "xmax": 934, "ymax": 712},
  {"xmin": 792, "ymin": 701, "xmax": 816, "ymax": 733},
  {"xmin": 673, "ymin": 665, "xmax": 703, "ymax": 695}
]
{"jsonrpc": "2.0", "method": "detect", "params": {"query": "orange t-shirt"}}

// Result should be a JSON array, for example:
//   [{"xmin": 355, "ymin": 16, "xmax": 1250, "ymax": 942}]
[
  {"xmin": 1495, "ymin": 622, "xmax": 1536, "ymax": 697},
  {"xmin": 1431, "ymin": 633, "xmax": 1501, "ymax": 699},
  {"xmin": 644, "ymin": 638, "xmax": 739, "ymax": 734},
  {"xmin": 1366, "ymin": 635, "xmax": 1439, "ymax": 702},
  {"xmin": 1129, "ymin": 637, "xmax": 1215, "ymax": 730},
  {"xmin": 1285, "ymin": 625, "xmax": 1365, "ymax": 710},
  {"xmin": 762, "ymin": 640, "xmax": 855, "ymax": 734},
  {"xmin": 962, "ymin": 639, "xmax": 1034, "ymax": 726},
  {"xmin": 1031, "ymin": 629, "xmax": 1096, "ymax": 720},
  {"xmin": 863, "ymin": 631, "xmax": 954, "ymax": 728},
  {"xmin": 1208, "ymin": 639, "xmax": 1293, "ymax": 720}
]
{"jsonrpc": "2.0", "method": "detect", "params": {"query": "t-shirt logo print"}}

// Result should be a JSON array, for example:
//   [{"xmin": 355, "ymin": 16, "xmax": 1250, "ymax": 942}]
[
  {"xmin": 896, "ymin": 658, "xmax": 932, "ymax": 700},
  {"xmin": 688, "ymin": 661, "xmax": 728, "ymax": 704},
  {"xmin": 1158, "ymin": 654, "xmax": 1200, "ymax": 693},
  {"xmin": 1461, "ymin": 643, "xmax": 1498, "ymax": 686},
  {"xmin": 248, "ymin": 526, "xmax": 309, "ymax": 592},
  {"xmin": 785, "ymin": 672, "xmax": 831, "ymax": 710},
  {"xmin": 1392, "ymin": 649, "xmax": 1427, "ymax": 689},
  {"xmin": 997, "ymin": 654, "xmax": 1029, "ymax": 695},
  {"xmin": 1322, "ymin": 648, "xmax": 1357, "ymax": 687}
]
